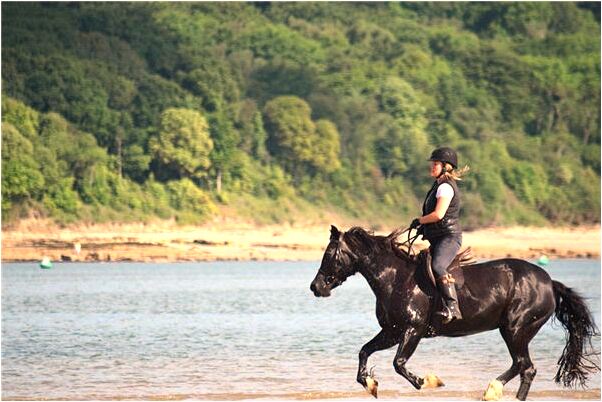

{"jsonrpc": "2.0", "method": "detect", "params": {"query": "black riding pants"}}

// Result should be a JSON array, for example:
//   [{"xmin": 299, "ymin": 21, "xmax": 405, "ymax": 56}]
[{"xmin": 429, "ymin": 233, "xmax": 462, "ymax": 278}]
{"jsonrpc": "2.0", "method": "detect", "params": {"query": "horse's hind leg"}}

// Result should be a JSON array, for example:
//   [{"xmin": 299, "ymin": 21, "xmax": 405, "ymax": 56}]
[
  {"xmin": 496, "ymin": 327, "xmax": 521, "ymax": 385},
  {"xmin": 484, "ymin": 326, "xmax": 532, "ymax": 401},
  {"xmin": 515, "ymin": 347, "xmax": 537, "ymax": 401},
  {"xmin": 483, "ymin": 325, "xmax": 523, "ymax": 401},
  {"xmin": 494, "ymin": 314, "xmax": 551, "ymax": 401}
]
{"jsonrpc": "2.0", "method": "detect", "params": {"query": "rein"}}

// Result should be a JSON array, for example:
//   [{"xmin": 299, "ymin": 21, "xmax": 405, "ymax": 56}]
[{"xmin": 395, "ymin": 227, "xmax": 420, "ymax": 257}]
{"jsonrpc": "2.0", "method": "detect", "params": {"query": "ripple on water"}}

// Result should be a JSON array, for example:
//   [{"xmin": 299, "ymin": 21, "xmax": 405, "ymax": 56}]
[{"xmin": 2, "ymin": 260, "xmax": 600, "ymax": 400}]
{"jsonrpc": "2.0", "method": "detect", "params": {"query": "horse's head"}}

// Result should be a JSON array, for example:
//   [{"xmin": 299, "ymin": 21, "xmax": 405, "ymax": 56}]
[{"xmin": 310, "ymin": 225, "xmax": 359, "ymax": 297}]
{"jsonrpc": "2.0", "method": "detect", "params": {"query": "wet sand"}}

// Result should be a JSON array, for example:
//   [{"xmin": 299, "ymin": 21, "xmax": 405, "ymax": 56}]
[
  {"xmin": 4, "ymin": 389, "xmax": 601, "ymax": 400},
  {"xmin": 1, "ymin": 219, "xmax": 600, "ymax": 263},
  {"xmin": 194, "ymin": 389, "xmax": 602, "ymax": 400}
]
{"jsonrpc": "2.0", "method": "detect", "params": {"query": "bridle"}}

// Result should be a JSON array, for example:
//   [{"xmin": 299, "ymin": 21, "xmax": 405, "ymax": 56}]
[
  {"xmin": 318, "ymin": 227, "xmax": 420, "ymax": 287},
  {"xmin": 317, "ymin": 232, "xmax": 359, "ymax": 287}
]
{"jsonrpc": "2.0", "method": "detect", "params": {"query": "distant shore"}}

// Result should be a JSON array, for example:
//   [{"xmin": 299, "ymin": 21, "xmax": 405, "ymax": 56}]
[{"xmin": 1, "ymin": 219, "xmax": 599, "ymax": 263}]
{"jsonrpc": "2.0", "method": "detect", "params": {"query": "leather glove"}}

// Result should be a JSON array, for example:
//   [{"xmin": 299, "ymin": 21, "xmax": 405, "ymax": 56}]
[{"xmin": 410, "ymin": 218, "xmax": 421, "ymax": 230}]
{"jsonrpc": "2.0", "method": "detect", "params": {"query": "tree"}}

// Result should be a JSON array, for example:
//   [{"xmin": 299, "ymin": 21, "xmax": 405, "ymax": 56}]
[
  {"xmin": 251, "ymin": 111, "xmax": 269, "ymax": 161},
  {"xmin": 234, "ymin": 100, "xmax": 269, "ymax": 161},
  {"xmin": 503, "ymin": 161, "xmax": 549, "ymax": 207},
  {"xmin": 312, "ymin": 119, "xmax": 341, "ymax": 174},
  {"xmin": 123, "ymin": 144, "xmax": 151, "ymax": 183},
  {"xmin": 149, "ymin": 108, "xmax": 214, "ymax": 181},
  {"xmin": 263, "ymin": 96, "xmax": 342, "ymax": 178},
  {"xmin": 233, "ymin": 24, "xmax": 325, "ymax": 65},
  {"xmin": 378, "ymin": 76, "xmax": 426, "ymax": 124},
  {"xmin": 1, "ymin": 123, "xmax": 45, "ymax": 216},
  {"xmin": 1, "ymin": 97, "xmax": 40, "ymax": 140},
  {"xmin": 374, "ymin": 122, "xmax": 407, "ymax": 179},
  {"xmin": 263, "ymin": 96, "xmax": 316, "ymax": 178},
  {"xmin": 376, "ymin": 77, "xmax": 431, "ymax": 182},
  {"xmin": 1, "ymin": 2, "xmax": 599, "ymax": 226},
  {"xmin": 208, "ymin": 108, "xmax": 240, "ymax": 193},
  {"xmin": 179, "ymin": 62, "xmax": 240, "ymax": 112},
  {"xmin": 165, "ymin": 178, "xmax": 216, "ymax": 223}
]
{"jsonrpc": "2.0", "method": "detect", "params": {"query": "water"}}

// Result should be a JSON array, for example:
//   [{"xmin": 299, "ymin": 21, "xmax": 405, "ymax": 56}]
[{"xmin": 2, "ymin": 259, "xmax": 600, "ymax": 400}]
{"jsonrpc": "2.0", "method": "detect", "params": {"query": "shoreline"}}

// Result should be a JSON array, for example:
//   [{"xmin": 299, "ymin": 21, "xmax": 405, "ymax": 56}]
[
  {"xmin": 1, "ymin": 219, "xmax": 600, "ymax": 263},
  {"xmin": 3, "ymin": 388, "xmax": 601, "ymax": 401}
]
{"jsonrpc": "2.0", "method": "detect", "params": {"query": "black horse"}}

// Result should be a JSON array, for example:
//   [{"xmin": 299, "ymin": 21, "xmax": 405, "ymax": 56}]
[{"xmin": 310, "ymin": 226, "xmax": 599, "ymax": 400}]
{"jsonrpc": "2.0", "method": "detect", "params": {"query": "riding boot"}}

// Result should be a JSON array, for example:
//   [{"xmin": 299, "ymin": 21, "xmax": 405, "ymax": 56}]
[{"xmin": 435, "ymin": 274, "xmax": 463, "ymax": 324}]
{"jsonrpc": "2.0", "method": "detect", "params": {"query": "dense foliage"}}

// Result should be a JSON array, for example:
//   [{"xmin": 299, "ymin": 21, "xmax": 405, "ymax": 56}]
[{"xmin": 2, "ymin": 2, "xmax": 600, "ymax": 227}]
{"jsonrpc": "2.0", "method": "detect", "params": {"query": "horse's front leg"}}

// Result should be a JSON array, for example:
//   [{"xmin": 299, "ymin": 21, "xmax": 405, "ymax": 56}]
[
  {"xmin": 357, "ymin": 329, "xmax": 398, "ymax": 397},
  {"xmin": 393, "ymin": 326, "xmax": 426, "ymax": 390}
]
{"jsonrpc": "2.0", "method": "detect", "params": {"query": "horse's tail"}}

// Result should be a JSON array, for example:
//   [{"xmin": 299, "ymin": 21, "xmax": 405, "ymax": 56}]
[{"xmin": 552, "ymin": 280, "xmax": 600, "ymax": 387}]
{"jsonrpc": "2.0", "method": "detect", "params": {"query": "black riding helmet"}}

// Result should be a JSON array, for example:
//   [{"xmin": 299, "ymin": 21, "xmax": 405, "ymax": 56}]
[{"xmin": 428, "ymin": 147, "xmax": 458, "ymax": 169}]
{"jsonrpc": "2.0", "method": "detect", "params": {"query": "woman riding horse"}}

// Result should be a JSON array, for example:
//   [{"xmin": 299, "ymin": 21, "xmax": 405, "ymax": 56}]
[
  {"xmin": 310, "ymin": 225, "xmax": 599, "ymax": 400},
  {"xmin": 410, "ymin": 147, "xmax": 469, "ymax": 323}
]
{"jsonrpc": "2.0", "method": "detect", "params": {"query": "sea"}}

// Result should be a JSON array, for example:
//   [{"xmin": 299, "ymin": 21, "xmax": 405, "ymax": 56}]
[{"xmin": 2, "ymin": 259, "xmax": 600, "ymax": 400}]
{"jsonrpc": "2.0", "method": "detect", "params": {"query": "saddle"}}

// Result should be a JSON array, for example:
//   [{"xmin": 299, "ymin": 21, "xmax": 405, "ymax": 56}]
[{"xmin": 417, "ymin": 247, "xmax": 476, "ymax": 289}]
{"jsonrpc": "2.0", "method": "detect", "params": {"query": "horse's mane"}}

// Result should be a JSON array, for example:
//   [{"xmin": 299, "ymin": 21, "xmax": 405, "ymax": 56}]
[
  {"xmin": 343, "ymin": 226, "xmax": 475, "ymax": 267},
  {"xmin": 343, "ymin": 226, "xmax": 417, "ymax": 263}
]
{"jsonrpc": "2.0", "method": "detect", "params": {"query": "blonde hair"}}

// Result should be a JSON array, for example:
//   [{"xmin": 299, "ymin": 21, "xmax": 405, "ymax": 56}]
[{"xmin": 442, "ymin": 163, "xmax": 470, "ymax": 181}]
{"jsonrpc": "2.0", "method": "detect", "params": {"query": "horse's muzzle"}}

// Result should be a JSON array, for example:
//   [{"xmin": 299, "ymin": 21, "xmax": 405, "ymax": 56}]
[{"xmin": 310, "ymin": 274, "xmax": 331, "ymax": 297}]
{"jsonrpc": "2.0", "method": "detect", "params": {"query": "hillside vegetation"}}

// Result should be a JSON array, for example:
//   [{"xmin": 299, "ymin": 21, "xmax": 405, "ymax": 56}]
[{"xmin": 2, "ymin": 2, "xmax": 600, "ymax": 228}]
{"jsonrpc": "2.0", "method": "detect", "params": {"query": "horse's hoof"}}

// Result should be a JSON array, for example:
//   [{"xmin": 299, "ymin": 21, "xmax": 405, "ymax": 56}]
[
  {"xmin": 421, "ymin": 373, "xmax": 445, "ymax": 389},
  {"xmin": 365, "ymin": 375, "xmax": 378, "ymax": 398},
  {"xmin": 482, "ymin": 379, "xmax": 503, "ymax": 401}
]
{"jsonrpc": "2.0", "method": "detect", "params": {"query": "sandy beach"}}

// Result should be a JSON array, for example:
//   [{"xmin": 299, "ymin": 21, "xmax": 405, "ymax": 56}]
[{"xmin": 1, "ymin": 218, "xmax": 599, "ymax": 263}]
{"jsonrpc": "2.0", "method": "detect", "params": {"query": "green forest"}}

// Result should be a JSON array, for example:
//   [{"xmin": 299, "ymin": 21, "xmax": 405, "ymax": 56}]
[{"xmin": 2, "ymin": 2, "xmax": 600, "ymax": 228}]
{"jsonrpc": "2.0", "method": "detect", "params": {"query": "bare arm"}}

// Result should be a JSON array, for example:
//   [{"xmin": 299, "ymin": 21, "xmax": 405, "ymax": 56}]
[{"xmin": 418, "ymin": 196, "xmax": 452, "ymax": 224}]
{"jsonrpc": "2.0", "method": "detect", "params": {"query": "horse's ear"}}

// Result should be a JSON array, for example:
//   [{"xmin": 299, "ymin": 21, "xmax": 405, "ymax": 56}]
[{"xmin": 330, "ymin": 225, "xmax": 341, "ymax": 240}]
